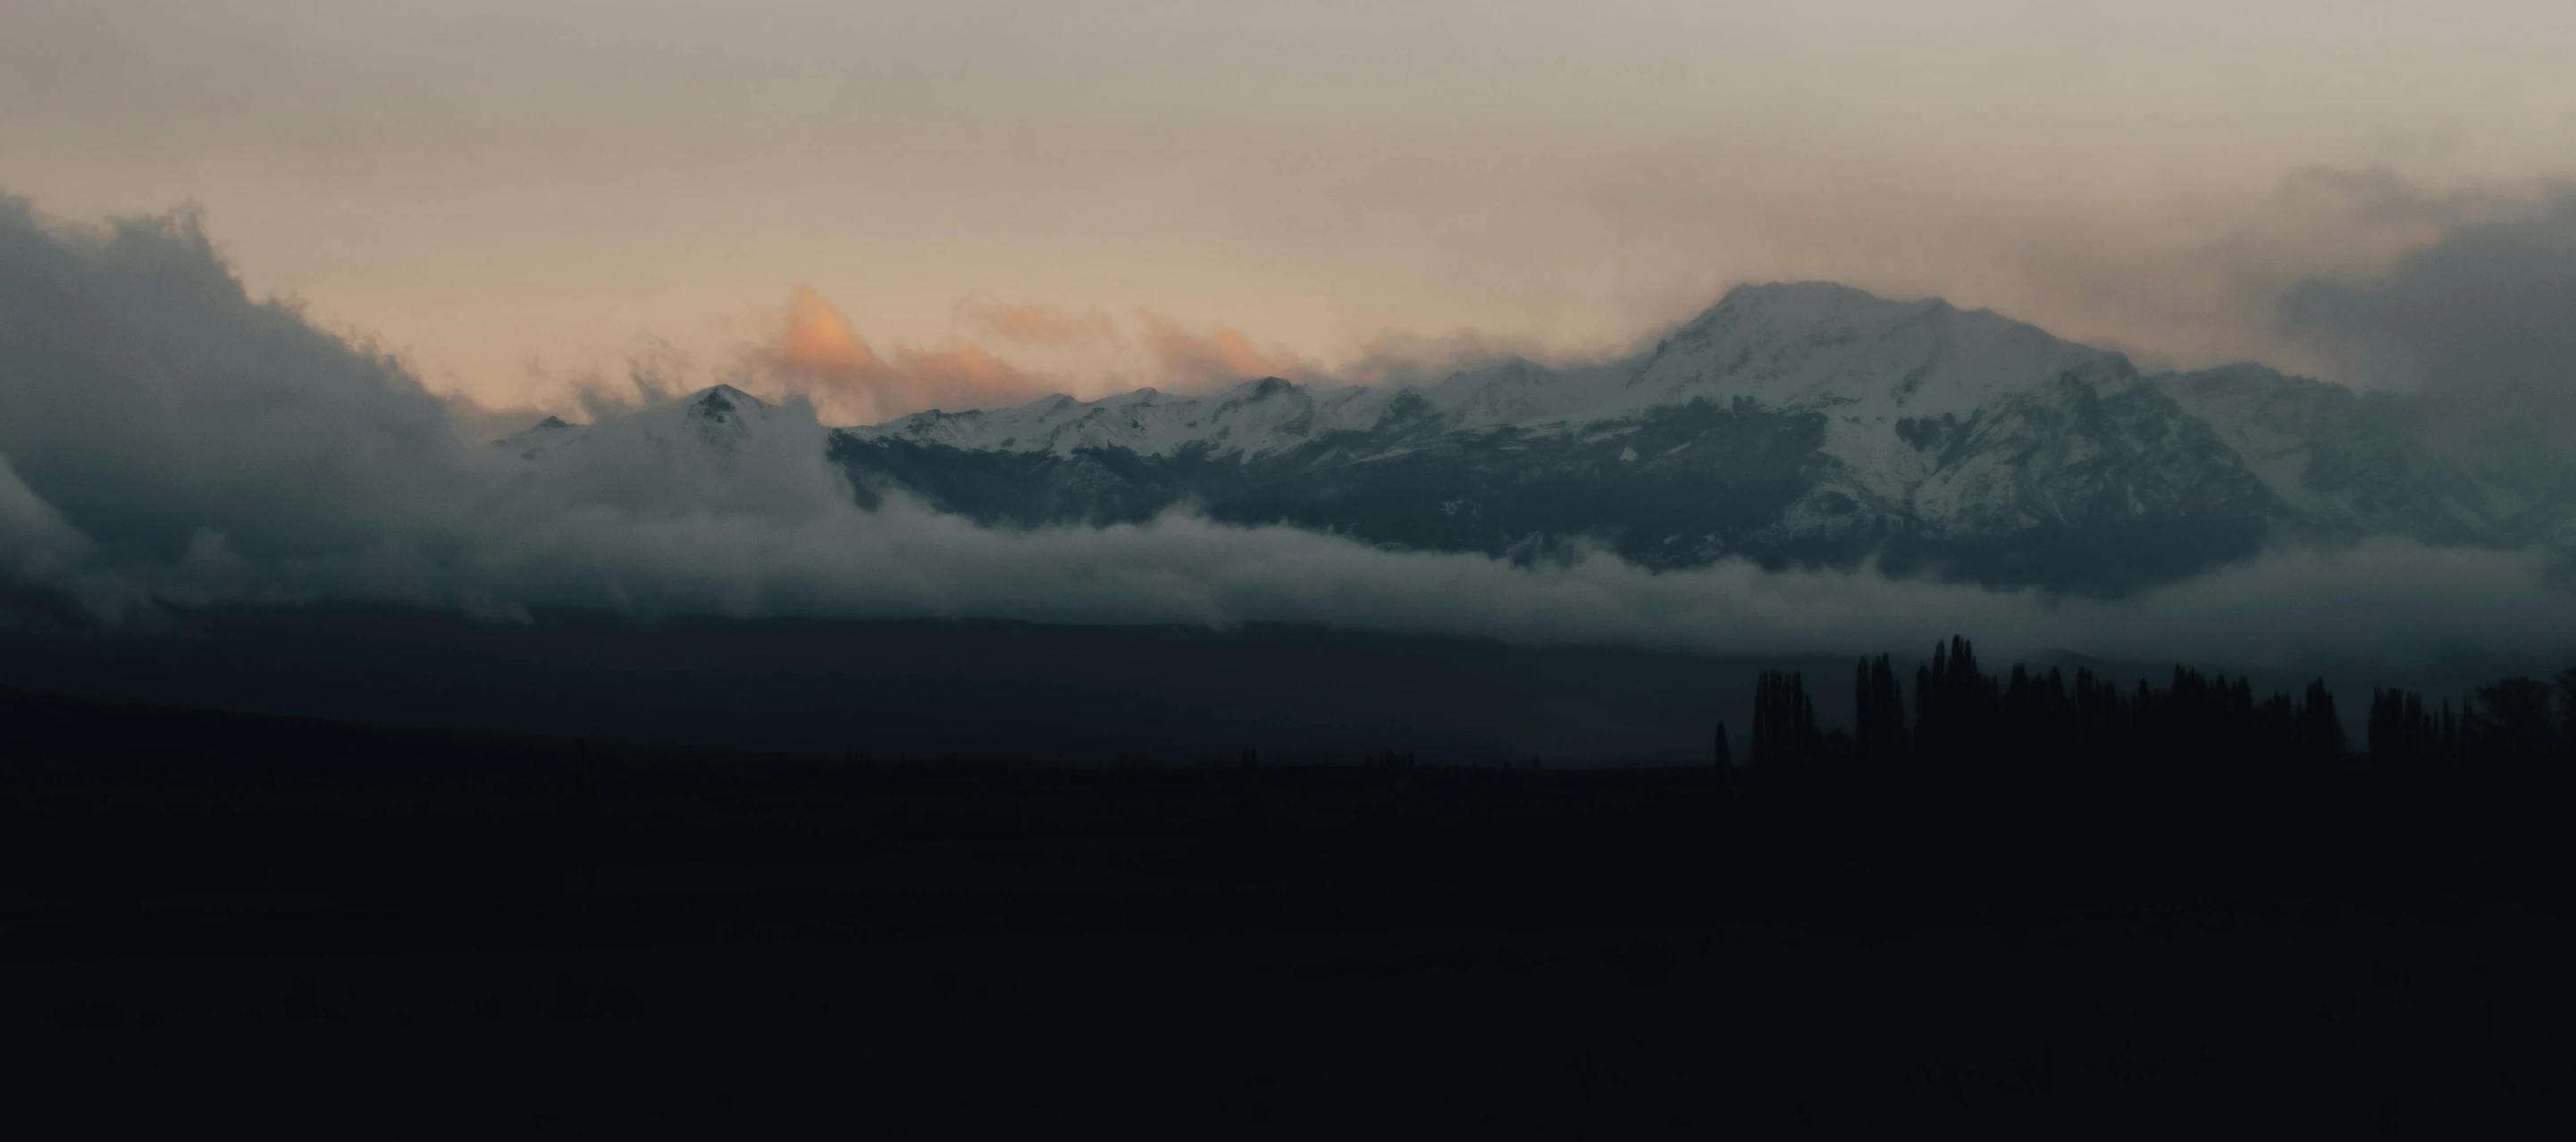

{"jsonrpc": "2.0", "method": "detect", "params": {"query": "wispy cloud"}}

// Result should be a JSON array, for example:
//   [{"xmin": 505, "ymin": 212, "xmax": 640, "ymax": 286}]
[
  {"xmin": 2278, "ymin": 182, "xmax": 2576, "ymax": 395},
  {"xmin": 953, "ymin": 295, "xmax": 1117, "ymax": 347},
  {"xmin": 768, "ymin": 290, "xmax": 1325, "ymax": 422},
  {"xmin": 1134, "ymin": 311, "xmax": 1307, "ymax": 390},
  {"xmin": 763, "ymin": 285, "xmax": 1058, "ymax": 423}
]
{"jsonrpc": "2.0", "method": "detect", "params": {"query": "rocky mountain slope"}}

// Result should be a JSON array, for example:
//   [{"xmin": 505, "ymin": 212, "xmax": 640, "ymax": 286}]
[{"xmin": 517, "ymin": 284, "xmax": 2552, "ymax": 592}]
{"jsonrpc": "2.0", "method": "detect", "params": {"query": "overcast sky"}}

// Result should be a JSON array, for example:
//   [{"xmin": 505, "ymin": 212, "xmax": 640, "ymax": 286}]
[{"xmin": 7, "ymin": 1, "xmax": 2575, "ymax": 419}]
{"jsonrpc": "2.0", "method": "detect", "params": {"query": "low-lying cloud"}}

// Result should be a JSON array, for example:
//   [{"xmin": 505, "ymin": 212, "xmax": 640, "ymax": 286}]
[
  {"xmin": 4, "ymin": 193, "xmax": 2576, "ymax": 668},
  {"xmin": 2265, "ymin": 180, "xmax": 2576, "ymax": 454},
  {"xmin": 2279, "ymin": 184, "xmax": 2576, "ymax": 397}
]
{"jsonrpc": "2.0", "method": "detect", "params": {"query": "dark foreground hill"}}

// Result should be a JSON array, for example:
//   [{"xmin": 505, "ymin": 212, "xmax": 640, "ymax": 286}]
[{"xmin": 4, "ymin": 684, "xmax": 2573, "ymax": 1134}]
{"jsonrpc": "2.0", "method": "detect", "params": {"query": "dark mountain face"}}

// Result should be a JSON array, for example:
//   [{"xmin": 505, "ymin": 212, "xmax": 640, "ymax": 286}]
[
  {"xmin": 828, "ymin": 383, "xmax": 2283, "ymax": 592},
  {"xmin": 836, "ymin": 397, "xmax": 1835, "ymax": 569}
]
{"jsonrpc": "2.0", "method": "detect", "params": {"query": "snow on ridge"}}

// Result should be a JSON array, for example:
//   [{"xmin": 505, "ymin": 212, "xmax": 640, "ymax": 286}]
[
  {"xmin": 620, "ymin": 382, "xmax": 786, "ymax": 451},
  {"xmin": 1630, "ymin": 281, "xmax": 2119, "ymax": 420},
  {"xmin": 843, "ymin": 282, "xmax": 2133, "ymax": 463},
  {"xmin": 843, "ymin": 375, "xmax": 1405, "ymax": 459}
]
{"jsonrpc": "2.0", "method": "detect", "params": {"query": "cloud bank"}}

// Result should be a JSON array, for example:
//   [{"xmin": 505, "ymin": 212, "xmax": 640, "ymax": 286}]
[
  {"xmin": 4, "ymin": 194, "xmax": 2575, "ymax": 668},
  {"xmin": 2280, "ymin": 183, "xmax": 2576, "ymax": 393},
  {"xmin": 2274, "ymin": 180, "xmax": 2576, "ymax": 458}
]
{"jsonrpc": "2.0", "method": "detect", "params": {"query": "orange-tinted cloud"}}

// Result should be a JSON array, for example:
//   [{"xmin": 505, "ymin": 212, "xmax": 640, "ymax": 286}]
[
  {"xmin": 768, "ymin": 286, "xmax": 1054, "ymax": 424},
  {"xmin": 957, "ymin": 296, "xmax": 1311, "ymax": 392},
  {"xmin": 776, "ymin": 285, "xmax": 883, "ymax": 379},
  {"xmin": 1136, "ymin": 312, "xmax": 1307, "ymax": 390},
  {"xmin": 885, "ymin": 342, "xmax": 1055, "ymax": 415},
  {"xmin": 767, "ymin": 288, "xmax": 1317, "ymax": 421},
  {"xmin": 954, "ymin": 294, "xmax": 1117, "ymax": 346}
]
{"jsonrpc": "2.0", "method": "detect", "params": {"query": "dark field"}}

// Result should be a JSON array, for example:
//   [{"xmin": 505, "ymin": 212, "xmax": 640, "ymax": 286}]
[
  {"xmin": 4, "ymin": 684, "xmax": 2574, "ymax": 1135},
  {"xmin": 0, "ymin": 607, "xmax": 2553, "ymax": 765}
]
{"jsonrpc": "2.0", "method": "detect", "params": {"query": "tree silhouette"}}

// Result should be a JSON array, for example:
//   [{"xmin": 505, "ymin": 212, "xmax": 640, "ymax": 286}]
[
  {"xmin": 2475, "ymin": 676, "xmax": 2555, "ymax": 766},
  {"xmin": 1853, "ymin": 655, "xmax": 1905, "ymax": 768},
  {"xmin": 1749, "ymin": 671, "xmax": 1817, "ymax": 770}
]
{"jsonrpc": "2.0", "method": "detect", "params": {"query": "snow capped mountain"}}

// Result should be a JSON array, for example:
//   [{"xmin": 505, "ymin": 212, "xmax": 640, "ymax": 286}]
[
  {"xmin": 850, "ymin": 377, "xmax": 1405, "ymax": 460},
  {"xmin": 1557, "ymin": 282, "xmax": 2114, "ymax": 422},
  {"xmin": 634, "ymin": 382, "xmax": 783, "ymax": 447},
  {"xmin": 2149, "ymin": 364, "xmax": 2498, "ymax": 543},
  {"xmin": 835, "ymin": 283, "xmax": 2302, "ymax": 587},
  {"xmin": 848, "ymin": 283, "xmax": 2117, "ymax": 466},
  {"xmin": 507, "ymin": 284, "xmax": 2572, "ymax": 592},
  {"xmin": 499, "ymin": 383, "xmax": 794, "ymax": 463}
]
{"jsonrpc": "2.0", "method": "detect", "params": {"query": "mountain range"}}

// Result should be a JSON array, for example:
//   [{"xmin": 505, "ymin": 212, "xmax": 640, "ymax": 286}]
[{"xmin": 514, "ymin": 282, "xmax": 2573, "ymax": 592}]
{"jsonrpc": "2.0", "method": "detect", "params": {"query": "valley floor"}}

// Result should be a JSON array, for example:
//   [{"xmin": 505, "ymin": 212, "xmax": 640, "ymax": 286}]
[{"xmin": 4, "ymin": 687, "xmax": 2571, "ymax": 1135}]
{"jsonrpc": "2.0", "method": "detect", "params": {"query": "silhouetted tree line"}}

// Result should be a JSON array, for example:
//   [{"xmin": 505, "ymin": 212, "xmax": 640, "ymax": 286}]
[
  {"xmin": 1721, "ymin": 636, "xmax": 2576, "ymax": 777},
  {"xmin": 1906, "ymin": 635, "xmax": 2350, "ymax": 778},
  {"xmin": 2367, "ymin": 670, "xmax": 2576, "ymax": 770},
  {"xmin": 1716, "ymin": 637, "xmax": 2576, "ymax": 875}
]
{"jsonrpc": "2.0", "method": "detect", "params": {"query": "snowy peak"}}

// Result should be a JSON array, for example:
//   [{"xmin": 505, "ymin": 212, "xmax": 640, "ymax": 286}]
[
  {"xmin": 850, "ymin": 281, "xmax": 2134, "ymax": 466},
  {"xmin": 1631, "ymin": 281, "xmax": 2120, "ymax": 420},
  {"xmin": 497, "ymin": 384, "xmax": 793, "ymax": 466},
  {"xmin": 646, "ymin": 383, "xmax": 775, "ymax": 441},
  {"xmin": 493, "ymin": 414, "xmax": 577, "ymax": 460},
  {"xmin": 689, "ymin": 383, "xmax": 757, "ymax": 417},
  {"xmin": 604, "ymin": 383, "xmax": 785, "ymax": 451},
  {"xmin": 812, "ymin": 279, "xmax": 2576, "ymax": 587}
]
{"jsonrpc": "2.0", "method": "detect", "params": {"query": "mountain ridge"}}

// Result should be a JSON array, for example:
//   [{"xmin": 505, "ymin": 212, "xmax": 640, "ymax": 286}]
[{"xmin": 514, "ymin": 282, "xmax": 2552, "ymax": 592}]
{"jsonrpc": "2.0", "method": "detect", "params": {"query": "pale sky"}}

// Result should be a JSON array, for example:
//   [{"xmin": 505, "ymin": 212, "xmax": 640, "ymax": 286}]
[{"xmin": 7, "ymin": 0, "xmax": 2576, "ymax": 422}]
